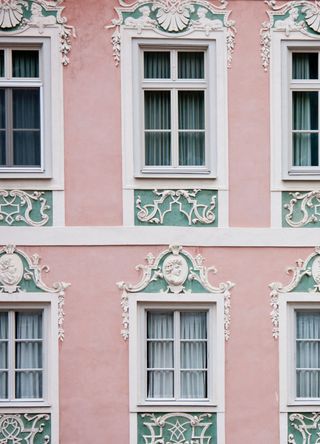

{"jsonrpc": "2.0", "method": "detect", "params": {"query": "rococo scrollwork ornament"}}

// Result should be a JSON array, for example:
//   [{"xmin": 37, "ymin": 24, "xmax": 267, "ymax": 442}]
[
  {"xmin": 269, "ymin": 247, "xmax": 320, "ymax": 339},
  {"xmin": 0, "ymin": 0, "xmax": 76, "ymax": 65},
  {"xmin": 288, "ymin": 412, "xmax": 320, "ymax": 444},
  {"xmin": 0, "ymin": 244, "xmax": 70, "ymax": 341},
  {"xmin": 117, "ymin": 245, "xmax": 234, "ymax": 341},
  {"xmin": 106, "ymin": 0, "xmax": 236, "ymax": 68},
  {"xmin": 262, "ymin": 1, "xmax": 320, "ymax": 71},
  {"xmin": 136, "ymin": 189, "xmax": 216, "ymax": 225},
  {"xmin": 0, "ymin": 190, "xmax": 50, "ymax": 226},
  {"xmin": 0, "ymin": 413, "xmax": 50, "ymax": 443},
  {"xmin": 283, "ymin": 190, "xmax": 320, "ymax": 228}
]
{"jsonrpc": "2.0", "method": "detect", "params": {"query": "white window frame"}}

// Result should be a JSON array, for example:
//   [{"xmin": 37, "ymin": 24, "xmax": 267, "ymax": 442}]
[
  {"xmin": 279, "ymin": 293, "xmax": 320, "ymax": 410},
  {"xmin": 0, "ymin": 29, "xmax": 64, "ymax": 188},
  {"xmin": 129, "ymin": 292, "xmax": 225, "ymax": 412},
  {"xmin": 133, "ymin": 41, "xmax": 215, "ymax": 177},
  {"xmin": 0, "ymin": 293, "xmax": 59, "ymax": 441}
]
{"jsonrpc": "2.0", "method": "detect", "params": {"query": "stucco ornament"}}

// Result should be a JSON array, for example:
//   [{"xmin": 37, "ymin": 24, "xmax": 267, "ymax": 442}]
[
  {"xmin": 0, "ymin": 244, "xmax": 70, "ymax": 341},
  {"xmin": 0, "ymin": 413, "xmax": 50, "ymax": 443},
  {"xmin": 136, "ymin": 189, "xmax": 216, "ymax": 225},
  {"xmin": 0, "ymin": 190, "xmax": 50, "ymax": 226},
  {"xmin": 0, "ymin": 0, "xmax": 27, "ymax": 28},
  {"xmin": 288, "ymin": 412, "xmax": 320, "ymax": 444},
  {"xmin": 106, "ymin": 0, "xmax": 236, "ymax": 67},
  {"xmin": 117, "ymin": 244, "xmax": 234, "ymax": 341},
  {"xmin": 0, "ymin": 0, "xmax": 76, "ymax": 66},
  {"xmin": 284, "ymin": 190, "xmax": 320, "ymax": 228},
  {"xmin": 269, "ymin": 247, "xmax": 320, "ymax": 339},
  {"xmin": 262, "ymin": 1, "xmax": 320, "ymax": 71}
]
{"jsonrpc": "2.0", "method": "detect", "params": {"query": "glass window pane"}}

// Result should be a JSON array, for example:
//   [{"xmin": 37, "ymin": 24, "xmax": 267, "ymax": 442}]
[
  {"xmin": 16, "ymin": 342, "xmax": 42, "ymax": 369},
  {"xmin": 145, "ymin": 91, "xmax": 171, "ymax": 129},
  {"xmin": 293, "ymin": 53, "xmax": 318, "ymax": 79},
  {"xmin": 147, "ymin": 312, "xmax": 173, "ymax": 339},
  {"xmin": 179, "ymin": 132, "xmax": 205, "ymax": 166},
  {"xmin": 293, "ymin": 92, "xmax": 318, "ymax": 130},
  {"xmin": 178, "ymin": 52, "xmax": 204, "ymax": 79},
  {"xmin": 147, "ymin": 341, "xmax": 173, "ymax": 368},
  {"xmin": 181, "ymin": 342, "xmax": 207, "ymax": 369},
  {"xmin": 16, "ymin": 312, "xmax": 42, "ymax": 339},
  {"xmin": 12, "ymin": 50, "xmax": 39, "ymax": 78},
  {"xmin": 0, "ymin": 312, "xmax": 8, "ymax": 339},
  {"xmin": 145, "ymin": 132, "xmax": 171, "ymax": 166},
  {"xmin": 293, "ymin": 133, "xmax": 318, "ymax": 167},
  {"xmin": 297, "ymin": 312, "xmax": 320, "ymax": 339},
  {"xmin": 0, "ymin": 50, "xmax": 4, "ymax": 77},
  {"xmin": 297, "ymin": 370, "xmax": 320, "ymax": 398},
  {"xmin": 180, "ymin": 371, "xmax": 207, "ymax": 398},
  {"xmin": 13, "ymin": 88, "xmax": 40, "ymax": 129},
  {"xmin": 179, "ymin": 91, "xmax": 204, "ymax": 130},
  {"xmin": 180, "ymin": 312, "xmax": 207, "ymax": 339},
  {"xmin": 15, "ymin": 371, "xmax": 42, "ymax": 399},
  {"xmin": 0, "ymin": 372, "xmax": 7, "ymax": 399},
  {"xmin": 144, "ymin": 52, "xmax": 170, "ymax": 79},
  {"xmin": 147, "ymin": 370, "xmax": 173, "ymax": 398},
  {"xmin": 13, "ymin": 131, "xmax": 41, "ymax": 166},
  {"xmin": 297, "ymin": 341, "xmax": 320, "ymax": 368},
  {"xmin": 0, "ymin": 343, "xmax": 7, "ymax": 369}
]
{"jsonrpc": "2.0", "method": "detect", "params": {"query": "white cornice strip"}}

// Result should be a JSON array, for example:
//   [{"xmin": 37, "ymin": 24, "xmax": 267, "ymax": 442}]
[{"xmin": 2, "ymin": 227, "xmax": 320, "ymax": 246}]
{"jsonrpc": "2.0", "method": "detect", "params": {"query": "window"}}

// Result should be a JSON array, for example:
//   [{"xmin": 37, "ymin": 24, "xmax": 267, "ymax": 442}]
[
  {"xmin": 133, "ymin": 42, "xmax": 216, "ymax": 177},
  {"xmin": 0, "ymin": 308, "xmax": 46, "ymax": 402},
  {"xmin": 146, "ymin": 309, "xmax": 209, "ymax": 401}
]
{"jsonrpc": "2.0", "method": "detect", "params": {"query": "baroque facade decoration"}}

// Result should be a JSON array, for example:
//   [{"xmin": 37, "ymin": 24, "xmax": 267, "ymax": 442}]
[
  {"xmin": 117, "ymin": 244, "xmax": 234, "ymax": 340},
  {"xmin": 269, "ymin": 247, "xmax": 320, "ymax": 339},
  {"xmin": 0, "ymin": 190, "xmax": 52, "ymax": 227},
  {"xmin": 283, "ymin": 191, "xmax": 320, "ymax": 228},
  {"xmin": 0, "ymin": 0, "xmax": 76, "ymax": 65},
  {"xmin": 288, "ymin": 412, "xmax": 320, "ymax": 444},
  {"xmin": 105, "ymin": 0, "xmax": 236, "ymax": 67},
  {"xmin": 135, "ymin": 189, "xmax": 217, "ymax": 226},
  {"xmin": 138, "ymin": 412, "xmax": 216, "ymax": 444},
  {"xmin": 0, "ymin": 413, "xmax": 50, "ymax": 443},
  {"xmin": 261, "ymin": 0, "xmax": 320, "ymax": 71},
  {"xmin": 0, "ymin": 244, "xmax": 70, "ymax": 340}
]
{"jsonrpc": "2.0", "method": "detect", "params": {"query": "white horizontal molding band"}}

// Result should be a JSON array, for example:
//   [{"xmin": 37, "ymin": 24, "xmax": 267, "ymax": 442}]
[{"xmin": 1, "ymin": 227, "xmax": 320, "ymax": 246}]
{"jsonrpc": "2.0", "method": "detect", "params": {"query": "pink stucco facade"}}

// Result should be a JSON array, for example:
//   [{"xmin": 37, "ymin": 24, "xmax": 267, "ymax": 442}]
[{"xmin": 2, "ymin": 0, "xmax": 320, "ymax": 443}]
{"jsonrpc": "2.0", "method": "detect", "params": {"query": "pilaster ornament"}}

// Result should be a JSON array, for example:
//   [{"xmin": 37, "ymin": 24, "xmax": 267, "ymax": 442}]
[
  {"xmin": 105, "ymin": 0, "xmax": 236, "ymax": 67},
  {"xmin": 0, "ymin": 244, "xmax": 70, "ymax": 341},
  {"xmin": 0, "ymin": 413, "xmax": 50, "ymax": 443},
  {"xmin": 283, "ymin": 190, "xmax": 320, "ymax": 227},
  {"xmin": 288, "ymin": 412, "xmax": 320, "ymax": 444},
  {"xmin": 117, "ymin": 245, "xmax": 234, "ymax": 341},
  {"xmin": 140, "ymin": 412, "xmax": 214, "ymax": 444},
  {"xmin": 262, "ymin": 1, "xmax": 320, "ymax": 71},
  {"xmin": 0, "ymin": 190, "xmax": 50, "ymax": 226},
  {"xmin": 0, "ymin": 0, "xmax": 76, "ymax": 66},
  {"xmin": 269, "ymin": 247, "xmax": 320, "ymax": 339},
  {"xmin": 136, "ymin": 189, "xmax": 216, "ymax": 225}
]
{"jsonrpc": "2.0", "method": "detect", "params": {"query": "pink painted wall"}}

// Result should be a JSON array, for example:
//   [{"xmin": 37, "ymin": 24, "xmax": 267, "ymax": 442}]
[
  {"xmin": 19, "ymin": 245, "xmax": 313, "ymax": 444},
  {"xmin": 63, "ymin": 0, "xmax": 123, "ymax": 226}
]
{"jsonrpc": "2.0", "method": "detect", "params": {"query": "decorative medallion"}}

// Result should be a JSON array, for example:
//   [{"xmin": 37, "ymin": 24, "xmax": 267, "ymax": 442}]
[
  {"xmin": 135, "ymin": 189, "xmax": 217, "ymax": 226},
  {"xmin": 288, "ymin": 412, "xmax": 320, "ymax": 444},
  {"xmin": 0, "ymin": 244, "xmax": 70, "ymax": 341},
  {"xmin": 262, "ymin": 1, "xmax": 320, "ymax": 71},
  {"xmin": 0, "ymin": 190, "xmax": 52, "ymax": 227},
  {"xmin": 0, "ymin": 413, "xmax": 50, "ymax": 443},
  {"xmin": 138, "ymin": 412, "xmax": 216, "ymax": 444},
  {"xmin": 106, "ymin": 0, "xmax": 236, "ymax": 67},
  {"xmin": 269, "ymin": 247, "xmax": 320, "ymax": 339},
  {"xmin": 117, "ymin": 244, "xmax": 234, "ymax": 340},
  {"xmin": 0, "ymin": 0, "xmax": 76, "ymax": 66}
]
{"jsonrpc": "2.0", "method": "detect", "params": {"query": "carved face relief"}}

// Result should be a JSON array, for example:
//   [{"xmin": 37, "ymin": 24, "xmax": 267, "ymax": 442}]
[
  {"xmin": 163, "ymin": 254, "xmax": 188, "ymax": 292},
  {"xmin": 0, "ymin": 253, "xmax": 23, "ymax": 291},
  {"xmin": 312, "ymin": 256, "xmax": 320, "ymax": 285}
]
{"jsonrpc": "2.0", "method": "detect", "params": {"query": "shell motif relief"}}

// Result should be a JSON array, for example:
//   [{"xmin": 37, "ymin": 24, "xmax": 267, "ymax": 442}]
[
  {"xmin": 153, "ymin": 0, "xmax": 194, "ymax": 32},
  {"xmin": 303, "ymin": 4, "xmax": 320, "ymax": 33},
  {"xmin": 0, "ymin": 0, "xmax": 27, "ymax": 29}
]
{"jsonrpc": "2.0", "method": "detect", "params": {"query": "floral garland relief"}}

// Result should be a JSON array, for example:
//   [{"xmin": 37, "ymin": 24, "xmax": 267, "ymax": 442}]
[
  {"xmin": 0, "ymin": 0, "xmax": 75, "ymax": 65},
  {"xmin": 106, "ymin": 0, "xmax": 236, "ymax": 67},
  {"xmin": 262, "ymin": 0, "xmax": 320, "ymax": 71}
]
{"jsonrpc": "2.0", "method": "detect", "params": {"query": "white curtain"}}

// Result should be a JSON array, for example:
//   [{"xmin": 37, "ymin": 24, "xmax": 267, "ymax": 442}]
[
  {"xmin": 180, "ymin": 312, "xmax": 207, "ymax": 399},
  {"xmin": 147, "ymin": 312, "xmax": 174, "ymax": 398},
  {"xmin": 15, "ymin": 312, "xmax": 43, "ymax": 399},
  {"xmin": 292, "ymin": 54, "xmax": 318, "ymax": 166},
  {"xmin": 296, "ymin": 312, "xmax": 320, "ymax": 398},
  {"xmin": 0, "ymin": 312, "xmax": 8, "ymax": 399}
]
